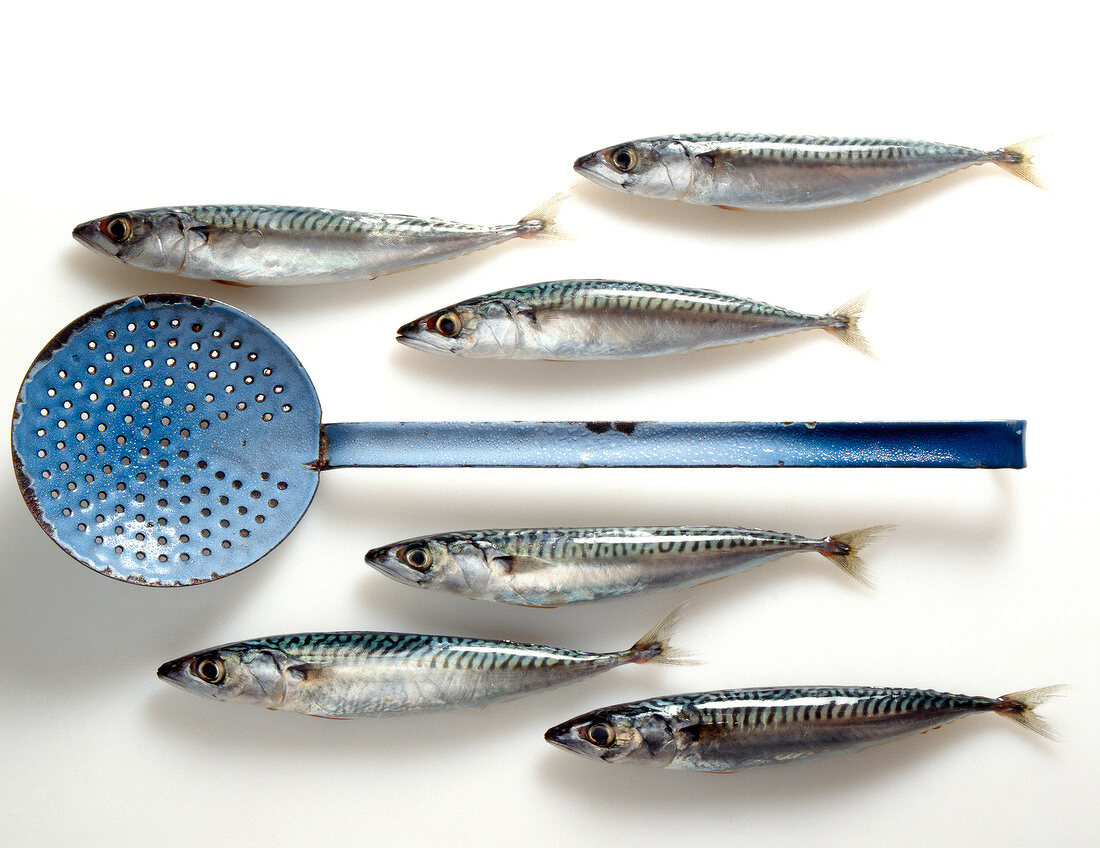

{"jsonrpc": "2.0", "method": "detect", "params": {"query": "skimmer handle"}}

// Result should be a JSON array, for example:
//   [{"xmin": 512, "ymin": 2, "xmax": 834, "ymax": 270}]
[{"xmin": 318, "ymin": 420, "xmax": 1026, "ymax": 469}]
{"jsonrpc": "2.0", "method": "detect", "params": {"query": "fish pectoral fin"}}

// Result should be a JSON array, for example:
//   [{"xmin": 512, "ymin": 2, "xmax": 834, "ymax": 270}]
[
  {"xmin": 677, "ymin": 723, "xmax": 703, "ymax": 744},
  {"xmin": 285, "ymin": 662, "xmax": 328, "ymax": 683},
  {"xmin": 212, "ymin": 279, "xmax": 254, "ymax": 287},
  {"xmin": 491, "ymin": 554, "xmax": 554, "ymax": 575},
  {"xmin": 307, "ymin": 713, "xmax": 352, "ymax": 720},
  {"xmin": 513, "ymin": 305, "xmax": 539, "ymax": 326},
  {"xmin": 714, "ymin": 205, "xmax": 747, "ymax": 212},
  {"xmin": 694, "ymin": 145, "xmax": 740, "ymax": 168}
]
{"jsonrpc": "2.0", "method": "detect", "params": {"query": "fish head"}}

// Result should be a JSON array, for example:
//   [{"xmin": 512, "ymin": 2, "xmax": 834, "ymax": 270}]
[
  {"xmin": 395, "ymin": 298, "xmax": 521, "ymax": 357},
  {"xmin": 544, "ymin": 704, "xmax": 686, "ymax": 767},
  {"xmin": 365, "ymin": 536, "xmax": 492, "ymax": 597},
  {"xmin": 573, "ymin": 138, "xmax": 693, "ymax": 200},
  {"xmin": 157, "ymin": 644, "xmax": 287, "ymax": 707},
  {"xmin": 72, "ymin": 209, "xmax": 191, "ymax": 273}
]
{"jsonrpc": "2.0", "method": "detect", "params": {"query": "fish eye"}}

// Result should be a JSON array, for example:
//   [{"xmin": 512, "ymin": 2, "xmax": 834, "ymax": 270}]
[
  {"xmin": 192, "ymin": 656, "xmax": 225, "ymax": 684},
  {"xmin": 584, "ymin": 723, "xmax": 616, "ymax": 747},
  {"xmin": 403, "ymin": 545, "xmax": 432, "ymax": 571},
  {"xmin": 430, "ymin": 311, "xmax": 462, "ymax": 338},
  {"xmin": 609, "ymin": 146, "xmax": 637, "ymax": 173},
  {"xmin": 103, "ymin": 216, "xmax": 132, "ymax": 243}
]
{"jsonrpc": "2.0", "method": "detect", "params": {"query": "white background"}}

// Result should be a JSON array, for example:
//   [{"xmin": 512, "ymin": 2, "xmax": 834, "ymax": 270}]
[{"xmin": 1, "ymin": 4, "xmax": 1096, "ymax": 846}]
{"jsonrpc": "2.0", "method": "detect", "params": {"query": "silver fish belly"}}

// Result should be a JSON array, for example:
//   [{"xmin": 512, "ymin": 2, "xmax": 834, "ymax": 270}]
[
  {"xmin": 156, "ymin": 610, "xmax": 684, "ymax": 717},
  {"xmin": 574, "ymin": 133, "xmax": 1042, "ymax": 211},
  {"xmin": 396, "ymin": 280, "xmax": 869, "ymax": 359},
  {"xmin": 545, "ymin": 685, "xmax": 1064, "ymax": 771},
  {"xmin": 365, "ymin": 525, "xmax": 888, "ymax": 606},
  {"xmin": 72, "ymin": 197, "xmax": 562, "ymax": 286}
]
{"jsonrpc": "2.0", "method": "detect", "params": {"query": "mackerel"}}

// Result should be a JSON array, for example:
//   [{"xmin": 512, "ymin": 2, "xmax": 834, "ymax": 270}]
[
  {"xmin": 156, "ymin": 606, "xmax": 689, "ymax": 718},
  {"xmin": 574, "ymin": 133, "xmax": 1043, "ymax": 211},
  {"xmin": 546, "ymin": 685, "xmax": 1065, "ymax": 771},
  {"xmin": 72, "ymin": 195, "xmax": 564, "ymax": 286},
  {"xmin": 396, "ymin": 280, "xmax": 870, "ymax": 359},
  {"xmin": 365, "ymin": 525, "xmax": 890, "ymax": 606}
]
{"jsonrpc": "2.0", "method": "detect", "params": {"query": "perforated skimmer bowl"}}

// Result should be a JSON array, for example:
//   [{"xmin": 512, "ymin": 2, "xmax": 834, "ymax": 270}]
[{"xmin": 12, "ymin": 294, "xmax": 1026, "ymax": 587}]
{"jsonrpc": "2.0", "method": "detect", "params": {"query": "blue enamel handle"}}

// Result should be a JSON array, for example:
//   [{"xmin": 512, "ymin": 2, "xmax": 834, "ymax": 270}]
[{"xmin": 319, "ymin": 420, "xmax": 1026, "ymax": 469}]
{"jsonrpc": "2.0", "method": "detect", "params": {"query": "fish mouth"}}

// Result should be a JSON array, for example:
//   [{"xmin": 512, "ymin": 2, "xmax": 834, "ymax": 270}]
[
  {"xmin": 573, "ymin": 152, "xmax": 599, "ymax": 174},
  {"xmin": 363, "ymin": 547, "xmax": 398, "ymax": 573},
  {"xmin": 156, "ymin": 657, "xmax": 189, "ymax": 685},
  {"xmin": 395, "ymin": 322, "xmax": 450, "ymax": 354},
  {"xmin": 543, "ymin": 721, "xmax": 580, "ymax": 751},
  {"xmin": 364, "ymin": 548, "xmax": 427, "ymax": 584},
  {"xmin": 394, "ymin": 334, "xmax": 445, "ymax": 353},
  {"xmin": 72, "ymin": 222, "xmax": 118, "ymax": 258},
  {"xmin": 571, "ymin": 154, "xmax": 625, "ymax": 191}
]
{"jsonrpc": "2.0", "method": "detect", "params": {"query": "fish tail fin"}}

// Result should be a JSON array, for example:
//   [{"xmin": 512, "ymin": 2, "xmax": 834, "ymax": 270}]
[
  {"xmin": 819, "ymin": 524, "xmax": 894, "ymax": 589},
  {"xmin": 824, "ymin": 292, "xmax": 874, "ymax": 358},
  {"xmin": 627, "ymin": 601, "xmax": 699, "ymax": 666},
  {"xmin": 517, "ymin": 191, "xmax": 570, "ymax": 240},
  {"xmin": 996, "ymin": 684, "xmax": 1068, "ymax": 740},
  {"xmin": 994, "ymin": 136, "xmax": 1048, "ymax": 190}
]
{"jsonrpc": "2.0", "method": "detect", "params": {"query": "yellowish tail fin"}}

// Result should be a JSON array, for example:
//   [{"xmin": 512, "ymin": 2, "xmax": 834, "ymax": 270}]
[
  {"xmin": 628, "ymin": 601, "xmax": 699, "ymax": 666},
  {"xmin": 995, "ymin": 136, "xmax": 1047, "ymax": 190},
  {"xmin": 820, "ymin": 524, "xmax": 894, "ymax": 588},
  {"xmin": 825, "ymin": 293, "xmax": 874, "ymax": 358},
  {"xmin": 997, "ymin": 684, "xmax": 1067, "ymax": 740},
  {"xmin": 518, "ymin": 191, "xmax": 570, "ymax": 239}
]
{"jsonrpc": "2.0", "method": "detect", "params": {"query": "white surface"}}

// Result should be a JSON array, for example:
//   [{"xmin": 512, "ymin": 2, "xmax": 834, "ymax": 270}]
[{"xmin": 1, "ymin": 5, "xmax": 1096, "ymax": 846}]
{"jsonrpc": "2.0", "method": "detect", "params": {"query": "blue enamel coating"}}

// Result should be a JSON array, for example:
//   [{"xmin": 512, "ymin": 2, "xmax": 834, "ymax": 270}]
[
  {"xmin": 12, "ymin": 295, "xmax": 321, "ymax": 585},
  {"xmin": 12, "ymin": 295, "xmax": 1026, "ymax": 587},
  {"xmin": 321, "ymin": 420, "xmax": 1026, "ymax": 468}
]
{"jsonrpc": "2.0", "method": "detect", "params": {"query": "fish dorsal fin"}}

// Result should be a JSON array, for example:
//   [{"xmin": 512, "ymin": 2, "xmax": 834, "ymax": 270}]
[
  {"xmin": 679, "ymin": 286, "xmax": 725, "ymax": 296},
  {"xmin": 492, "ymin": 554, "xmax": 553, "ymax": 575}
]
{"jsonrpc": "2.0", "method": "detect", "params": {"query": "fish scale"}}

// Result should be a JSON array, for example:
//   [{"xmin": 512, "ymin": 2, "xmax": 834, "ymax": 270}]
[
  {"xmin": 188, "ymin": 206, "xmax": 513, "ymax": 237},
  {"xmin": 429, "ymin": 526, "xmax": 814, "ymax": 559},
  {"xmin": 664, "ymin": 133, "xmax": 982, "ymax": 163},
  {"xmin": 646, "ymin": 687, "xmax": 996, "ymax": 722},
  {"xmin": 488, "ymin": 280, "xmax": 807, "ymax": 317}
]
